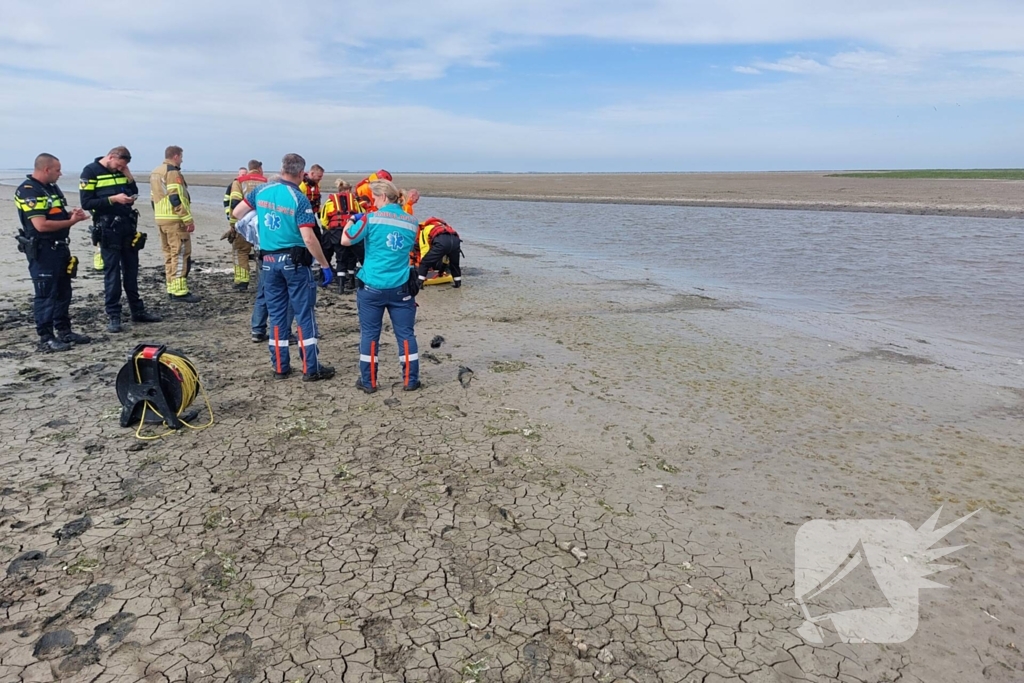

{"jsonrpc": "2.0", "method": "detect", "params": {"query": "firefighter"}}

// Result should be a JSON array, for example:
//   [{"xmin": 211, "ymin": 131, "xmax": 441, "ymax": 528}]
[
  {"xmin": 319, "ymin": 179, "xmax": 364, "ymax": 293},
  {"xmin": 151, "ymin": 145, "xmax": 200, "ymax": 302},
  {"xmin": 15, "ymin": 153, "xmax": 92, "ymax": 352},
  {"xmin": 80, "ymin": 146, "xmax": 162, "ymax": 332},
  {"xmin": 223, "ymin": 160, "xmax": 268, "ymax": 290},
  {"xmin": 222, "ymin": 167, "xmax": 246, "ymax": 225},
  {"xmin": 416, "ymin": 217, "xmax": 463, "ymax": 288}
]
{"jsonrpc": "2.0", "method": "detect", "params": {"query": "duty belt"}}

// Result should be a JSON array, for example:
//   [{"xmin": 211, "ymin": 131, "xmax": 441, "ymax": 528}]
[{"xmin": 39, "ymin": 239, "xmax": 70, "ymax": 248}]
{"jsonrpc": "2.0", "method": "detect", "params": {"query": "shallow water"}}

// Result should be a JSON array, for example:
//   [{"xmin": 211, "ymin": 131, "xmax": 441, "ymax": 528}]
[
  {"xmin": 5, "ymin": 176, "xmax": 1022, "ymax": 366},
  {"xmin": 412, "ymin": 197, "xmax": 1024, "ymax": 361}
]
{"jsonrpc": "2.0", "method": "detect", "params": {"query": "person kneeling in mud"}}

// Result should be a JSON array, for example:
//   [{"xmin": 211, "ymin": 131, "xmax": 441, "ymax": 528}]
[
  {"xmin": 416, "ymin": 217, "xmax": 462, "ymax": 288},
  {"xmin": 341, "ymin": 179, "xmax": 420, "ymax": 392}
]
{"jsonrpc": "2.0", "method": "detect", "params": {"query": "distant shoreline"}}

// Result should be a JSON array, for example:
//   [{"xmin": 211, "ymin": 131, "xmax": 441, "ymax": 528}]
[
  {"xmin": 183, "ymin": 171, "xmax": 1024, "ymax": 219},
  {"xmin": 5, "ymin": 170, "xmax": 1022, "ymax": 219}
]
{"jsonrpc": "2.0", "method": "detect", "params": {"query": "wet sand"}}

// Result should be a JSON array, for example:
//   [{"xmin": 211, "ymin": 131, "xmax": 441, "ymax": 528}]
[
  {"xmin": 0, "ymin": 186, "xmax": 1022, "ymax": 681},
  {"xmin": 186, "ymin": 171, "xmax": 1024, "ymax": 218}
]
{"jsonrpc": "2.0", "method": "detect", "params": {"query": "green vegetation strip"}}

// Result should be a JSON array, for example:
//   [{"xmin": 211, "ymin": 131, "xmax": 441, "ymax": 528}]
[{"xmin": 829, "ymin": 169, "xmax": 1024, "ymax": 180}]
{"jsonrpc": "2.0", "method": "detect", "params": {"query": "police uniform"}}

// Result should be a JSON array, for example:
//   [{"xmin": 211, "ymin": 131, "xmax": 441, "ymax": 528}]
[
  {"xmin": 14, "ymin": 176, "xmax": 85, "ymax": 349},
  {"xmin": 416, "ymin": 218, "xmax": 463, "ymax": 287},
  {"xmin": 226, "ymin": 171, "xmax": 268, "ymax": 289},
  {"xmin": 79, "ymin": 159, "xmax": 154, "ymax": 324},
  {"xmin": 150, "ymin": 159, "xmax": 196, "ymax": 298}
]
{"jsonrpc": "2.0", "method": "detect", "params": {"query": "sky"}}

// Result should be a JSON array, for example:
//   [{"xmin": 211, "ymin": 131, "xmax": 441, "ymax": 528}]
[{"xmin": 2, "ymin": 1, "xmax": 1024, "ymax": 173}]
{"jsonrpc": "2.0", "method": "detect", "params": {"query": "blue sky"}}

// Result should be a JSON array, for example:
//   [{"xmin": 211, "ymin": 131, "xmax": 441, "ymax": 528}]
[{"xmin": 2, "ymin": 1, "xmax": 1024, "ymax": 172}]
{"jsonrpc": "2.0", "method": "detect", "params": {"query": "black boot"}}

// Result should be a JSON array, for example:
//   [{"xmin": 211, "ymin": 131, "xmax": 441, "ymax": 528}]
[
  {"xmin": 107, "ymin": 317, "xmax": 123, "ymax": 333},
  {"xmin": 58, "ymin": 330, "xmax": 92, "ymax": 344},
  {"xmin": 38, "ymin": 336, "xmax": 71, "ymax": 353},
  {"xmin": 345, "ymin": 274, "xmax": 356, "ymax": 293},
  {"xmin": 132, "ymin": 311, "xmax": 162, "ymax": 323}
]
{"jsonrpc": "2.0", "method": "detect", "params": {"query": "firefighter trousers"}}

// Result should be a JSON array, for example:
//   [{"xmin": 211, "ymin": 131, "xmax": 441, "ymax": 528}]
[
  {"xmin": 157, "ymin": 219, "xmax": 192, "ymax": 295},
  {"xmin": 232, "ymin": 234, "xmax": 253, "ymax": 285}
]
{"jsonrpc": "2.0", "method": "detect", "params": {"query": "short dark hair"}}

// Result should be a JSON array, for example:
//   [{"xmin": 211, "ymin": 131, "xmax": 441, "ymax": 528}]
[
  {"xmin": 248, "ymin": 159, "xmax": 262, "ymax": 171},
  {"xmin": 165, "ymin": 145, "xmax": 183, "ymax": 159},
  {"xmin": 282, "ymin": 153, "xmax": 305, "ymax": 176},
  {"xmin": 34, "ymin": 153, "xmax": 59, "ymax": 171},
  {"xmin": 310, "ymin": 163, "xmax": 324, "ymax": 173},
  {"xmin": 108, "ymin": 145, "xmax": 132, "ymax": 162}
]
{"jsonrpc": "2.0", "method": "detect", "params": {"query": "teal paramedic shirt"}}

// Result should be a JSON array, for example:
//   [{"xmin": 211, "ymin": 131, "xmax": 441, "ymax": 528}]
[
  {"xmin": 243, "ymin": 180, "xmax": 316, "ymax": 253},
  {"xmin": 344, "ymin": 203, "xmax": 417, "ymax": 289}
]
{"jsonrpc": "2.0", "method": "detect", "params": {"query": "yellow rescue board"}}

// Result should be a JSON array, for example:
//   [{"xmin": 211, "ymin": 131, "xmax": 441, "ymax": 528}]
[{"xmin": 424, "ymin": 273, "xmax": 454, "ymax": 286}]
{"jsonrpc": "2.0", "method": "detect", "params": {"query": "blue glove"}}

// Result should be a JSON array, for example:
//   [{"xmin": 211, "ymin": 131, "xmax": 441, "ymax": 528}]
[
  {"xmin": 320, "ymin": 267, "xmax": 334, "ymax": 288},
  {"xmin": 350, "ymin": 213, "xmax": 364, "ymax": 223}
]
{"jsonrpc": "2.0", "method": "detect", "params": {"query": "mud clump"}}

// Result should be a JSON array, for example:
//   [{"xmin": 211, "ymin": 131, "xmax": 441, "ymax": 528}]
[
  {"xmin": 43, "ymin": 583, "xmax": 115, "ymax": 627},
  {"xmin": 33, "ymin": 630, "xmax": 77, "ymax": 660},
  {"xmin": 54, "ymin": 515, "xmax": 92, "ymax": 543},
  {"xmin": 7, "ymin": 550, "xmax": 46, "ymax": 576}
]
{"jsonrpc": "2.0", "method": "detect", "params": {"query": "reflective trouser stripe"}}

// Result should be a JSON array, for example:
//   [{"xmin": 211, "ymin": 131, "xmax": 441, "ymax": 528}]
[
  {"xmin": 274, "ymin": 326, "xmax": 282, "ymax": 373},
  {"xmin": 168, "ymin": 277, "xmax": 190, "ymax": 296},
  {"xmin": 404, "ymin": 340, "xmax": 410, "ymax": 386},
  {"xmin": 371, "ymin": 341, "xmax": 378, "ymax": 387}
]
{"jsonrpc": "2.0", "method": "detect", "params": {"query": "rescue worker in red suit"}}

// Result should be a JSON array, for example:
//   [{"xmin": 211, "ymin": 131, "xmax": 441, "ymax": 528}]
[
  {"xmin": 416, "ymin": 217, "xmax": 462, "ymax": 288},
  {"xmin": 319, "ymin": 179, "xmax": 364, "ymax": 293}
]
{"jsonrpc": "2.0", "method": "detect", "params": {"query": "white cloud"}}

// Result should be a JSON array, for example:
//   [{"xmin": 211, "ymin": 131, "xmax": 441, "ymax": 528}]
[
  {"xmin": 828, "ymin": 49, "xmax": 918, "ymax": 74},
  {"xmin": 2, "ymin": 0, "xmax": 1024, "ymax": 170},
  {"xmin": 752, "ymin": 56, "xmax": 829, "ymax": 74}
]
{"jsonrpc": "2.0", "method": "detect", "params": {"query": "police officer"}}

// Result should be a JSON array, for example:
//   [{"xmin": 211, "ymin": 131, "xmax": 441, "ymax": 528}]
[
  {"xmin": 232, "ymin": 153, "xmax": 335, "ymax": 381},
  {"xmin": 151, "ymin": 145, "xmax": 200, "ymax": 302},
  {"xmin": 80, "ymin": 146, "xmax": 162, "ymax": 333},
  {"xmin": 15, "ymin": 153, "xmax": 92, "ymax": 352},
  {"xmin": 416, "ymin": 217, "xmax": 463, "ymax": 288}
]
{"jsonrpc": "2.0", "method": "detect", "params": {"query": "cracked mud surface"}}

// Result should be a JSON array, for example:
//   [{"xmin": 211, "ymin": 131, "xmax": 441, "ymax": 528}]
[{"xmin": 1, "ymin": 189, "xmax": 1022, "ymax": 681}]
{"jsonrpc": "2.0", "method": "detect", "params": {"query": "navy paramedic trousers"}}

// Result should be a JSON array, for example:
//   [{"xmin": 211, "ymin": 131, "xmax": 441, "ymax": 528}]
[
  {"xmin": 261, "ymin": 253, "xmax": 321, "ymax": 375},
  {"xmin": 356, "ymin": 283, "xmax": 418, "ymax": 388}
]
